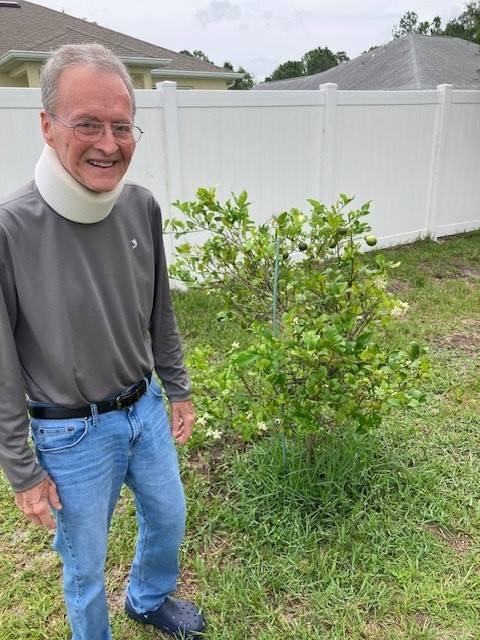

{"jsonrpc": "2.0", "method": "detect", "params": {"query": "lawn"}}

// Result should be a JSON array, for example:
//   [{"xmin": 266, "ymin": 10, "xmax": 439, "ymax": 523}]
[{"xmin": 1, "ymin": 231, "xmax": 479, "ymax": 639}]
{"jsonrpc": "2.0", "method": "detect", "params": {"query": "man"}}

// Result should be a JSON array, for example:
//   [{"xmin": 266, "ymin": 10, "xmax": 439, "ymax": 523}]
[{"xmin": 0, "ymin": 43, "xmax": 205, "ymax": 639}]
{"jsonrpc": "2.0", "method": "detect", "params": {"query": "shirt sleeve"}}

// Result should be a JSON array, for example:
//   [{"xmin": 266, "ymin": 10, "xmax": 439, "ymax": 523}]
[
  {"xmin": 148, "ymin": 199, "xmax": 192, "ymax": 402},
  {"xmin": 0, "ymin": 251, "xmax": 47, "ymax": 492}
]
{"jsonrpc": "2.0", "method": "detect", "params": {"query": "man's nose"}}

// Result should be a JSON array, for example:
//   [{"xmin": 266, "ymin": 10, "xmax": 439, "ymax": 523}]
[{"xmin": 94, "ymin": 126, "xmax": 120, "ymax": 152}]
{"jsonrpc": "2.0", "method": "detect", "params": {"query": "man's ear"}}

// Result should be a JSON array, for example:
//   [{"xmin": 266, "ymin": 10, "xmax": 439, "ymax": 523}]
[{"xmin": 40, "ymin": 111, "xmax": 55, "ymax": 148}]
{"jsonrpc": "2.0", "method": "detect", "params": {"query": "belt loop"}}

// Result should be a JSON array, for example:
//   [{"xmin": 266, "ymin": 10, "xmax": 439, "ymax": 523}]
[
  {"xmin": 90, "ymin": 402, "xmax": 99, "ymax": 426},
  {"xmin": 144, "ymin": 371, "xmax": 151, "ymax": 392}
]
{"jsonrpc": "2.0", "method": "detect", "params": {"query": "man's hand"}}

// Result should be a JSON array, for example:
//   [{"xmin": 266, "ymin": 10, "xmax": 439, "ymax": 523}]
[
  {"xmin": 170, "ymin": 399, "xmax": 195, "ymax": 445},
  {"xmin": 15, "ymin": 476, "xmax": 62, "ymax": 530}
]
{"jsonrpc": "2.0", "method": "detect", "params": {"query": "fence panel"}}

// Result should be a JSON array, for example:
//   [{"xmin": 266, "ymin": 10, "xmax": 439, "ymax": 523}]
[
  {"xmin": 436, "ymin": 91, "xmax": 480, "ymax": 235},
  {"xmin": 333, "ymin": 90, "xmax": 440, "ymax": 244},
  {"xmin": 174, "ymin": 89, "xmax": 326, "ymax": 224},
  {"xmin": 0, "ymin": 89, "xmax": 45, "ymax": 193}
]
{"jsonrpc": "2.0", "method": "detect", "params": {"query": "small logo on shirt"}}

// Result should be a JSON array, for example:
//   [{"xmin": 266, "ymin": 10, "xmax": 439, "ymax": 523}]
[{"xmin": 130, "ymin": 238, "xmax": 138, "ymax": 250}]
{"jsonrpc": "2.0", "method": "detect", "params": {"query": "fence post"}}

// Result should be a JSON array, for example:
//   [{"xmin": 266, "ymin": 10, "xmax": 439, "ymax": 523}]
[
  {"xmin": 318, "ymin": 83, "xmax": 338, "ymax": 206},
  {"xmin": 154, "ymin": 81, "xmax": 183, "ymax": 267},
  {"xmin": 156, "ymin": 81, "xmax": 183, "ymax": 216},
  {"xmin": 427, "ymin": 84, "xmax": 453, "ymax": 240}
]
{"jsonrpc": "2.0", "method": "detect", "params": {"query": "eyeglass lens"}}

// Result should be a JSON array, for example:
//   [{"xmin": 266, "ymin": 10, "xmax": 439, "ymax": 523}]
[{"xmin": 74, "ymin": 123, "xmax": 142, "ymax": 143}]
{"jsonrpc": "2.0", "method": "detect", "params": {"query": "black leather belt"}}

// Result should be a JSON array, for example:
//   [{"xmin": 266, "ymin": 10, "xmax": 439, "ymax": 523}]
[{"xmin": 28, "ymin": 373, "xmax": 152, "ymax": 420}]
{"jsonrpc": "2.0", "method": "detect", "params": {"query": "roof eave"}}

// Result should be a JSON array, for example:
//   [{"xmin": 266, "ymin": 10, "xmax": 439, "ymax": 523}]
[
  {"xmin": 0, "ymin": 50, "xmax": 47, "ymax": 72},
  {"xmin": 152, "ymin": 69, "xmax": 244, "ymax": 81},
  {"xmin": 0, "ymin": 50, "xmax": 173, "ymax": 73},
  {"xmin": 118, "ymin": 56, "xmax": 172, "ymax": 69}
]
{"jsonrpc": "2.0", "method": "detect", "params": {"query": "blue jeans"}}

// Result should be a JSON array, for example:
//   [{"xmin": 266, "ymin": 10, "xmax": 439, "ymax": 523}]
[{"xmin": 30, "ymin": 377, "xmax": 186, "ymax": 640}]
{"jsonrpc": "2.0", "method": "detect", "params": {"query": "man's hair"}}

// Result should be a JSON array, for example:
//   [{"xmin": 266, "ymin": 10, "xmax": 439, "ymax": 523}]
[{"xmin": 40, "ymin": 43, "xmax": 136, "ymax": 117}]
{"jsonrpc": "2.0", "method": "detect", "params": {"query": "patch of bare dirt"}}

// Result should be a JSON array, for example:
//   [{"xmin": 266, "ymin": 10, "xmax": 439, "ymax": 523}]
[
  {"xmin": 388, "ymin": 279, "xmax": 412, "ymax": 294},
  {"xmin": 431, "ymin": 319, "xmax": 480, "ymax": 354},
  {"xmin": 443, "ymin": 332, "xmax": 477, "ymax": 352},
  {"xmin": 458, "ymin": 267, "xmax": 480, "ymax": 280},
  {"xmin": 424, "ymin": 523, "xmax": 473, "ymax": 554}
]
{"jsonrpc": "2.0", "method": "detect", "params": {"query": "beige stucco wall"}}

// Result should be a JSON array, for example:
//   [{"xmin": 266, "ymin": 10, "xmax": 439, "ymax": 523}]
[
  {"xmin": 0, "ymin": 72, "xmax": 29, "ymax": 87},
  {"xmin": 128, "ymin": 67, "xmax": 153, "ymax": 90},
  {"xmin": 0, "ymin": 61, "xmax": 40, "ymax": 87}
]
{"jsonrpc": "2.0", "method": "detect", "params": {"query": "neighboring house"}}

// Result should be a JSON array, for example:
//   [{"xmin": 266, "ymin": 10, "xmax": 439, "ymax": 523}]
[
  {"xmin": 0, "ymin": 0, "xmax": 242, "ymax": 89},
  {"xmin": 253, "ymin": 35, "xmax": 480, "ymax": 90}
]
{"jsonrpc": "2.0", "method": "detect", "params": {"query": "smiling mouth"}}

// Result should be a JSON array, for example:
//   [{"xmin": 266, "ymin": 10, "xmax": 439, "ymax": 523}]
[{"xmin": 88, "ymin": 160, "xmax": 116, "ymax": 168}]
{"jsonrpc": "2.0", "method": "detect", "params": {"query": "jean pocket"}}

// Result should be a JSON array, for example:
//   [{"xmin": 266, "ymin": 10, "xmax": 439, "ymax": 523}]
[{"xmin": 30, "ymin": 418, "xmax": 89, "ymax": 453}]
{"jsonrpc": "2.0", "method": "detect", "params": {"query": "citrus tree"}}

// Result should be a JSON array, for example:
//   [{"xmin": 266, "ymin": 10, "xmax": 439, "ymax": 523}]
[{"xmin": 165, "ymin": 188, "xmax": 430, "ymax": 443}]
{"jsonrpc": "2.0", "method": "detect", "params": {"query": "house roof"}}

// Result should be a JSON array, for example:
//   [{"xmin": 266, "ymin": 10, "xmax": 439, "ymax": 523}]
[
  {"xmin": 253, "ymin": 35, "xmax": 480, "ymax": 90},
  {"xmin": 0, "ymin": 0, "xmax": 240, "ymax": 80}
]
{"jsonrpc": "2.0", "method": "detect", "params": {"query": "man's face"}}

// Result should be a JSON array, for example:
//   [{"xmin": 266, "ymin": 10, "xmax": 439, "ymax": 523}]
[{"xmin": 41, "ymin": 65, "xmax": 135, "ymax": 193}]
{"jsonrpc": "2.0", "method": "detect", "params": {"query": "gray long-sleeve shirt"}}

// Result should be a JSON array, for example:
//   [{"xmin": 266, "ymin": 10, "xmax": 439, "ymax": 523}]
[{"xmin": 0, "ymin": 180, "xmax": 190, "ymax": 492}]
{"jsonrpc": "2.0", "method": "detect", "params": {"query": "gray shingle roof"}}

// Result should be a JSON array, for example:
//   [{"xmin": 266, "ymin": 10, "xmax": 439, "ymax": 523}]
[
  {"xmin": 0, "ymin": 0, "xmax": 234, "ymax": 76},
  {"xmin": 253, "ymin": 35, "xmax": 480, "ymax": 90}
]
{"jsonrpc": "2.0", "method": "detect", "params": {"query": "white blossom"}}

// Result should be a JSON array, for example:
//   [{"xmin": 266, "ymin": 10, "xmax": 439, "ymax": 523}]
[
  {"xmin": 374, "ymin": 276, "xmax": 388, "ymax": 290},
  {"xmin": 205, "ymin": 427, "xmax": 222, "ymax": 440},
  {"xmin": 391, "ymin": 301, "xmax": 409, "ymax": 317},
  {"xmin": 196, "ymin": 412, "xmax": 212, "ymax": 427}
]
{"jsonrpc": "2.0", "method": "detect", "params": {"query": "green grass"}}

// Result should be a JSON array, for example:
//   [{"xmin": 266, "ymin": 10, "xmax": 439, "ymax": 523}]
[{"xmin": 1, "ymin": 231, "xmax": 480, "ymax": 639}]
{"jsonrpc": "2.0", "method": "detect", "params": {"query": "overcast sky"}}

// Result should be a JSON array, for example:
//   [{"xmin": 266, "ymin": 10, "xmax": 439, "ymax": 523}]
[{"xmin": 35, "ymin": 0, "xmax": 466, "ymax": 80}]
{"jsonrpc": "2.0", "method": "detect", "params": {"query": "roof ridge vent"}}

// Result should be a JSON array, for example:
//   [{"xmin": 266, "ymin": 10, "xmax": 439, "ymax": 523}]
[{"xmin": 0, "ymin": 1, "xmax": 21, "ymax": 6}]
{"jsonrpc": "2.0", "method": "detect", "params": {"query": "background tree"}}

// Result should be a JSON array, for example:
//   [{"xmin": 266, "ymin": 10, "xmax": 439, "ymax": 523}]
[
  {"xmin": 265, "ymin": 60, "xmax": 305, "ymax": 82},
  {"xmin": 223, "ymin": 61, "xmax": 256, "ymax": 90},
  {"xmin": 443, "ymin": 18, "xmax": 468, "ymax": 38},
  {"xmin": 430, "ymin": 15, "xmax": 443, "ymax": 35},
  {"xmin": 180, "ymin": 51, "xmax": 255, "ymax": 88},
  {"xmin": 335, "ymin": 51, "xmax": 350, "ymax": 64},
  {"xmin": 392, "ymin": 3, "xmax": 480, "ymax": 43},
  {"xmin": 265, "ymin": 46, "xmax": 349, "ymax": 82},
  {"xmin": 302, "ymin": 47, "xmax": 338, "ymax": 75},
  {"xmin": 392, "ymin": 11, "xmax": 434, "ymax": 38},
  {"xmin": 444, "ymin": 1, "xmax": 480, "ymax": 43},
  {"xmin": 179, "ymin": 49, "xmax": 214, "ymax": 63}
]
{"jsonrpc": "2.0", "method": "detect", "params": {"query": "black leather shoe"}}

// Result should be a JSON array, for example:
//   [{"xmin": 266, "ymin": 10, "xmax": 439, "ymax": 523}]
[{"xmin": 125, "ymin": 596, "xmax": 206, "ymax": 638}]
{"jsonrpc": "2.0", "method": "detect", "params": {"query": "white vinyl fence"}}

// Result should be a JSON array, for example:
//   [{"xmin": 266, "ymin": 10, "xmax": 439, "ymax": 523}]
[{"xmin": 1, "ymin": 82, "xmax": 480, "ymax": 263}]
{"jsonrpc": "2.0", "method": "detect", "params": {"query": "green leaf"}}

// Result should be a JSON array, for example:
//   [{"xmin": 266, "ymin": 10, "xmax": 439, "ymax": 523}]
[{"xmin": 355, "ymin": 332, "xmax": 374, "ymax": 350}]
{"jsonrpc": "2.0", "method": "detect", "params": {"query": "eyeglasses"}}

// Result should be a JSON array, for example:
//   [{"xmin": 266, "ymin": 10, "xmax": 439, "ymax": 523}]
[{"xmin": 50, "ymin": 114, "xmax": 143, "ymax": 144}]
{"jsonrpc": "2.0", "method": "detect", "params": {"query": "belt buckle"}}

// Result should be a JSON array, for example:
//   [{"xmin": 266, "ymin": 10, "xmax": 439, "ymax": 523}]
[
  {"xmin": 115, "ymin": 393, "xmax": 131, "ymax": 411},
  {"xmin": 115, "ymin": 383, "xmax": 142, "ymax": 411}
]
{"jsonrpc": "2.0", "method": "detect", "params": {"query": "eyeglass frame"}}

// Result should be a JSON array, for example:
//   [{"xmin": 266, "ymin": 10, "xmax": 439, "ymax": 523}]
[{"xmin": 49, "ymin": 113, "xmax": 144, "ymax": 145}]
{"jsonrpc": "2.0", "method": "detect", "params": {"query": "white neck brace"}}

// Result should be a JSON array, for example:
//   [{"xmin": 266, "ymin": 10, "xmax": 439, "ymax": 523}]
[{"xmin": 34, "ymin": 145, "xmax": 124, "ymax": 224}]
